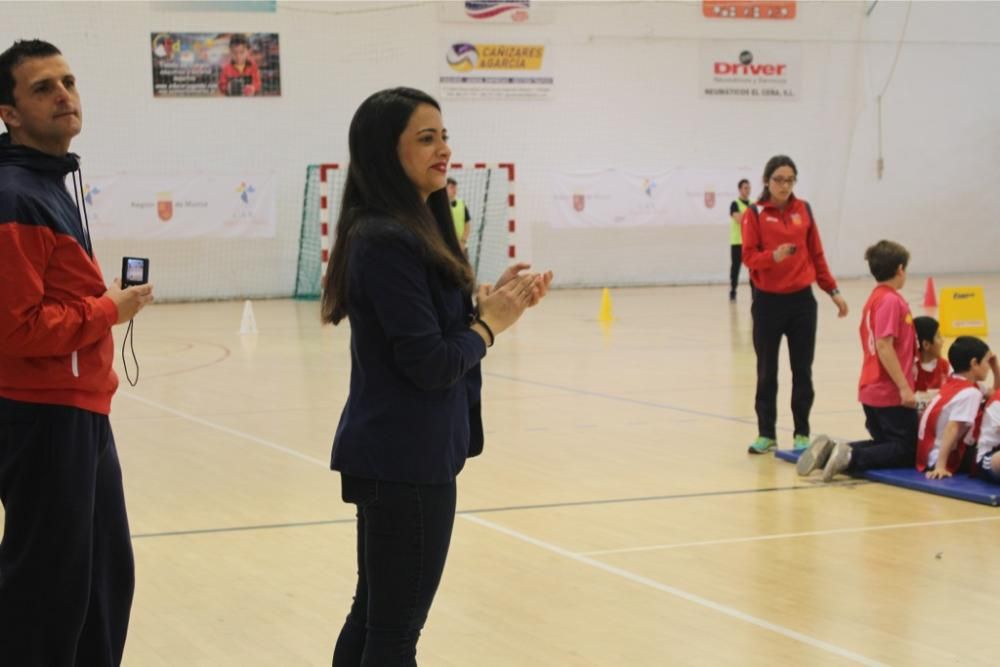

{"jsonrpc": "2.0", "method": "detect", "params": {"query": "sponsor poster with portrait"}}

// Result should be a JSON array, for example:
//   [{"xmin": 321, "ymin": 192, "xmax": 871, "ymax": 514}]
[
  {"xmin": 548, "ymin": 168, "xmax": 752, "ymax": 229},
  {"xmin": 151, "ymin": 32, "xmax": 281, "ymax": 97},
  {"xmin": 80, "ymin": 173, "xmax": 277, "ymax": 239},
  {"xmin": 438, "ymin": 0, "xmax": 553, "ymax": 24},
  {"xmin": 440, "ymin": 39, "xmax": 553, "ymax": 100},
  {"xmin": 700, "ymin": 41, "xmax": 801, "ymax": 100}
]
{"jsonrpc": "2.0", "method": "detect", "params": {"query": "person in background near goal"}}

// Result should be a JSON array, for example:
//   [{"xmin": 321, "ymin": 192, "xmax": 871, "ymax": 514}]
[
  {"xmin": 0, "ymin": 39, "xmax": 154, "ymax": 666},
  {"xmin": 446, "ymin": 176, "xmax": 471, "ymax": 252},
  {"xmin": 728, "ymin": 178, "xmax": 751, "ymax": 301},
  {"xmin": 218, "ymin": 33, "xmax": 260, "ymax": 97},
  {"xmin": 321, "ymin": 87, "xmax": 552, "ymax": 667},
  {"xmin": 797, "ymin": 240, "xmax": 918, "ymax": 481},
  {"xmin": 742, "ymin": 155, "xmax": 849, "ymax": 454}
]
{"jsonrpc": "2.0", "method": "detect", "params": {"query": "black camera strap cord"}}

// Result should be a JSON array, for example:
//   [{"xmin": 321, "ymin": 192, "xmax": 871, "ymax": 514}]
[{"xmin": 122, "ymin": 318, "xmax": 140, "ymax": 387}]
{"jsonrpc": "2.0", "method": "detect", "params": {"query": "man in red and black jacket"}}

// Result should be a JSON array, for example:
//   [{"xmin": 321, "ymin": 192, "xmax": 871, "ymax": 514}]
[{"xmin": 0, "ymin": 40, "xmax": 153, "ymax": 666}]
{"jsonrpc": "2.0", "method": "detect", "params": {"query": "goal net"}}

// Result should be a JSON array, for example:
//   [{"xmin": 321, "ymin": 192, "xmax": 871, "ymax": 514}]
[{"xmin": 295, "ymin": 163, "xmax": 516, "ymax": 299}]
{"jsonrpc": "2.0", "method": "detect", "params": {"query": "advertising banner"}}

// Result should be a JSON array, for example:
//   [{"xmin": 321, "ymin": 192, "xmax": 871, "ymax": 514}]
[
  {"xmin": 82, "ymin": 172, "xmax": 277, "ymax": 240},
  {"xmin": 548, "ymin": 168, "xmax": 753, "ymax": 228},
  {"xmin": 440, "ymin": 40, "xmax": 553, "ymax": 99},
  {"xmin": 438, "ymin": 1, "xmax": 553, "ymax": 24},
  {"xmin": 700, "ymin": 41, "xmax": 801, "ymax": 100},
  {"xmin": 151, "ymin": 32, "xmax": 280, "ymax": 97},
  {"xmin": 703, "ymin": 1, "xmax": 796, "ymax": 20}
]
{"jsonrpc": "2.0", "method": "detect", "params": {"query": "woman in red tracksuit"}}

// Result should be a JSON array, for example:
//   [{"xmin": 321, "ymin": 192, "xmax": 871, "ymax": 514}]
[{"xmin": 742, "ymin": 155, "xmax": 849, "ymax": 454}]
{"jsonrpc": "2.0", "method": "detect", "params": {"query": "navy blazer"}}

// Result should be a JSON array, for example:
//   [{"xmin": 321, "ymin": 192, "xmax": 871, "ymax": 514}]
[{"xmin": 330, "ymin": 217, "xmax": 486, "ymax": 484}]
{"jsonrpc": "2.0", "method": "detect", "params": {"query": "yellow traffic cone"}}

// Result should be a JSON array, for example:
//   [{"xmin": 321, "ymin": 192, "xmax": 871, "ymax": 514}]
[{"xmin": 598, "ymin": 287, "xmax": 614, "ymax": 323}]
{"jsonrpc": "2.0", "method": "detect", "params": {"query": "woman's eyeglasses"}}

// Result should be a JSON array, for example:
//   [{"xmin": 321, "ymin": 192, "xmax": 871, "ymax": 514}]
[{"xmin": 770, "ymin": 176, "xmax": 796, "ymax": 186}]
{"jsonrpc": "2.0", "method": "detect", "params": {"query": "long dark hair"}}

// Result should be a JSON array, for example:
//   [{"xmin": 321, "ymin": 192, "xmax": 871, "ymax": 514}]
[
  {"xmin": 321, "ymin": 87, "xmax": 474, "ymax": 325},
  {"xmin": 758, "ymin": 154, "xmax": 797, "ymax": 202}
]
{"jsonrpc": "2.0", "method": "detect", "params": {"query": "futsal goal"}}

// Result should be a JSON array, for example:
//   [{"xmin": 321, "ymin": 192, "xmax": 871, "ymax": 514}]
[{"xmin": 295, "ymin": 163, "xmax": 517, "ymax": 298}]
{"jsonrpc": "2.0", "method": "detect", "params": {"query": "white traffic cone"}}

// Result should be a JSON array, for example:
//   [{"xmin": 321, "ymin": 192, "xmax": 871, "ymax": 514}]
[{"xmin": 239, "ymin": 299, "xmax": 258, "ymax": 335}]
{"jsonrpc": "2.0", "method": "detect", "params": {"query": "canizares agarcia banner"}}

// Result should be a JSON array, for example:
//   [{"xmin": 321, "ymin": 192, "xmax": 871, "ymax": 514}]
[
  {"xmin": 440, "ymin": 40, "xmax": 553, "ymax": 99},
  {"xmin": 79, "ymin": 173, "xmax": 277, "ymax": 240},
  {"xmin": 700, "ymin": 41, "xmax": 801, "ymax": 100},
  {"xmin": 548, "ymin": 168, "xmax": 754, "ymax": 229}
]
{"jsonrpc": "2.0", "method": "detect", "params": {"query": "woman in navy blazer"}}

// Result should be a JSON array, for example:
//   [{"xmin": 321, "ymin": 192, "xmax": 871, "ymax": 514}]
[{"xmin": 321, "ymin": 88, "xmax": 551, "ymax": 666}]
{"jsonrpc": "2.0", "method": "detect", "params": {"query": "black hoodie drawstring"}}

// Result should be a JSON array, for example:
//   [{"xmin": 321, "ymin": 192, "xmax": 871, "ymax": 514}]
[
  {"xmin": 68, "ymin": 166, "xmax": 94, "ymax": 258},
  {"xmin": 68, "ymin": 169, "xmax": 81, "ymax": 245},
  {"xmin": 77, "ymin": 168, "xmax": 95, "ymax": 259}
]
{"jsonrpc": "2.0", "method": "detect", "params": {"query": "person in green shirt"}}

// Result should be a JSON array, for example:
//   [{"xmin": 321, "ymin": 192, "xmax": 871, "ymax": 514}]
[
  {"xmin": 729, "ymin": 178, "xmax": 751, "ymax": 301},
  {"xmin": 447, "ymin": 177, "xmax": 471, "ymax": 252}
]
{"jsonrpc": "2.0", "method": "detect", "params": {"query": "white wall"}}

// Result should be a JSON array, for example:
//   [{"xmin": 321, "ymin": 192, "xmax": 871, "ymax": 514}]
[
  {"xmin": 3, "ymin": 1, "xmax": 997, "ymax": 297},
  {"xmin": 839, "ymin": 0, "xmax": 1000, "ymax": 278}
]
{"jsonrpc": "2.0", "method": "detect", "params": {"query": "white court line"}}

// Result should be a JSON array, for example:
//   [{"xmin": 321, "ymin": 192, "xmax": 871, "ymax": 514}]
[
  {"xmin": 119, "ymin": 392, "xmax": 330, "ymax": 468},
  {"xmin": 462, "ymin": 514, "xmax": 889, "ymax": 667},
  {"xmin": 581, "ymin": 515, "xmax": 1000, "ymax": 556},
  {"xmin": 127, "ymin": 391, "xmax": 889, "ymax": 665},
  {"xmin": 461, "ymin": 514, "xmax": 886, "ymax": 667}
]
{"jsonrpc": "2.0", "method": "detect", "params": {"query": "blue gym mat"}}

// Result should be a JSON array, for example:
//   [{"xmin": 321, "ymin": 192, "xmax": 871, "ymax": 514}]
[
  {"xmin": 774, "ymin": 447, "xmax": 1000, "ymax": 506},
  {"xmin": 774, "ymin": 449, "xmax": 803, "ymax": 464},
  {"xmin": 862, "ymin": 468, "xmax": 1000, "ymax": 507}
]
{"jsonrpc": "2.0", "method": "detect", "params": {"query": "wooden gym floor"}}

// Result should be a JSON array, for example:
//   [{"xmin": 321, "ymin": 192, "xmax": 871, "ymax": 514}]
[{"xmin": 8, "ymin": 275, "xmax": 1000, "ymax": 666}]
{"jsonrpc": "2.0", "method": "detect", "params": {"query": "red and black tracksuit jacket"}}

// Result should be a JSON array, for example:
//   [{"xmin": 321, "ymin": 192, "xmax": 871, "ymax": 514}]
[
  {"xmin": 0, "ymin": 134, "xmax": 119, "ymax": 414},
  {"xmin": 740, "ymin": 194, "xmax": 838, "ymax": 295}
]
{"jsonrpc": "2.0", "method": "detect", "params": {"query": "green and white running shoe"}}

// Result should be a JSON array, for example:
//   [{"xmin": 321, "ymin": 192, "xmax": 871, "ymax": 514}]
[{"xmin": 747, "ymin": 436, "xmax": 777, "ymax": 455}]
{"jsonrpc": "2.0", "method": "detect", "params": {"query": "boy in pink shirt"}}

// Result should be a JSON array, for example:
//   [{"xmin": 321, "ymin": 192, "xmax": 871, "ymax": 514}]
[{"xmin": 797, "ymin": 240, "xmax": 918, "ymax": 480}]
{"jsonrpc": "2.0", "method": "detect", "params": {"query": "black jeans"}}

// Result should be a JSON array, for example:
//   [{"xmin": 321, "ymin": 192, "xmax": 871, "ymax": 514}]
[
  {"xmin": 751, "ymin": 287, "xmax": 818, "ymax": 439},
  {"xmin": 730, "ymin": 244, "xmax": 742, "ymax": 294},
  {"xmin": 334, "ymin": 474, "xmax": 457, "ymax": 667},
  {"xmin": 847, "ymin": 404, "xmax": 919, "ymax": 472},
  {"xmin": 0, "ymin": 398, "xmax": 134, "ymax": 667}
]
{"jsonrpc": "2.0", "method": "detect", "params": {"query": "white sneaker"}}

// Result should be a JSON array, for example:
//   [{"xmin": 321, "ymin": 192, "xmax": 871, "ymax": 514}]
[
  {"xmin": 821, "ymin": 441, "xmax": 852, "ymax": 482},
  {"xmin": 796, "ymin": 435, "xmax": 835, "ymax": 476}
]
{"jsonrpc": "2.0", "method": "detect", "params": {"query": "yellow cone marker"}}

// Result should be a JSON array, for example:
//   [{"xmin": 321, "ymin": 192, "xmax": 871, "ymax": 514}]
[
  {"xmin": 938, "ymin": 286, "xmax": 988, "ymax": 337},
  {"xmin": 598, "ymin": 287, "xmax": 614, "ymax": 323}
]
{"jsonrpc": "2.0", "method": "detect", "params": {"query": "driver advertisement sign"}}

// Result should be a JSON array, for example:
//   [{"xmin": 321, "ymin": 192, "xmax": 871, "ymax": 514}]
[{"xmin": 701, "ymin": 42, "xmax": 801, "ymax": 100}]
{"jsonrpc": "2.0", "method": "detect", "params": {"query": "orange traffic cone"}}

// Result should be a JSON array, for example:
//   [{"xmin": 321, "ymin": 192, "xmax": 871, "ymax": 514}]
[{"xmin": 923, "ymin": 277, "xmax": 937, "ymax": 309}]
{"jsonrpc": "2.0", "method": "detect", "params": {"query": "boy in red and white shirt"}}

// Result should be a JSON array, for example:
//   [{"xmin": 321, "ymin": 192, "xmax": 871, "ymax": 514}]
[
  {"xmin": 797, "ymin": 240, "xmax": 918, "ymax": 480},
  {"xmin": 920, "ymin": 336, "xmax": 999, "ymax": 479},
  {"xmin": 976, "ymin": 388, "xmax": 1000, "ymax": 483},
  {"xmin": 913, "ymin": 316, "xmax": 950, "ymax": 393}
]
